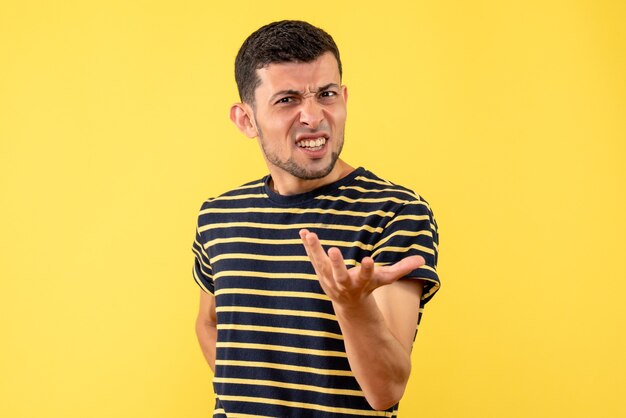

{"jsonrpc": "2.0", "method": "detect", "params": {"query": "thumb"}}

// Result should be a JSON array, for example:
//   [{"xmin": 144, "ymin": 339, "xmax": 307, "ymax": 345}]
[{"xmin": 378, "ymin": 255, "xmax": 425, "ymax": 284}]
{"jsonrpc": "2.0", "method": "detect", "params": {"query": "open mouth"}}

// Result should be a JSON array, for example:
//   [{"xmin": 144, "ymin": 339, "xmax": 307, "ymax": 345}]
[{"xmin": 296, "ymin": 137, "xmax": 327, "ymax": 152}]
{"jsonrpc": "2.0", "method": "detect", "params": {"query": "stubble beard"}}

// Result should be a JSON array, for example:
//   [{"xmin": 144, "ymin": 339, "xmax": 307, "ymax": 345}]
[{"xmin": 257, "ymin": 126, "xmax": 345, "ymax": 181}]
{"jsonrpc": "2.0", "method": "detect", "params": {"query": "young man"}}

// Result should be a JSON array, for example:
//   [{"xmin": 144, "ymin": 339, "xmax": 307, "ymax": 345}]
[{"xmin": 193, "ymin": 20, "xmax": 440, "ymax": 417}]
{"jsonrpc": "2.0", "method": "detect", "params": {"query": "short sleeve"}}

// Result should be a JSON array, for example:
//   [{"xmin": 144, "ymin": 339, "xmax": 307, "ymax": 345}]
[
  {"xmin": 192, "ymin": 215, "xmax": 214, "ymax": 294},
  {"xmin": 372, "ymin": 199, "xmax": 440, "ymax": 306}
]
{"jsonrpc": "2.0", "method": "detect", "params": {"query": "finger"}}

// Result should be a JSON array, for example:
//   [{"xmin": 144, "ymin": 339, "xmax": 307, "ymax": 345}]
[
  {"xmin": 299, "ymin": 229, "xmax": 321, "ymax": 275},
  {"xmin": 299, "ymin": 229, "xmax": 312, "ymax": 257},
  {"xmin": 303, "ymin": 231, "xmax": 325, "ymax": 264},
  {"xmin": 358, "ymin": 256, "xmax": 375, "ymax": 284},
  {"xmin": 299, "ymin": 229, "xmax": 320, "ymax": 263},
  {"xmin": 300, "ymin": 230, "xmax": 332, "ymax": 279},
  {"xmin": 328, "ymin": 247, "xmax": 349, "ymax": 286},
  {"xmin": 375, "ymin": 255, "xmax": 425, "ymax": 285}
]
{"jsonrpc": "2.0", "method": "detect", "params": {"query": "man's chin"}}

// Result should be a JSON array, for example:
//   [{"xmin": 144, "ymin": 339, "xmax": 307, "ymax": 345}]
[
  {"xmin": 292, "ymin": 160, "xmax": 338, "ymax": 181},
  {"xmin": 269, "ymin": 153, "xmax": 339, "ymax": 181},
  {"xmin": 289, "ymin": 169, "xmax": 331, "ymax": 181}
]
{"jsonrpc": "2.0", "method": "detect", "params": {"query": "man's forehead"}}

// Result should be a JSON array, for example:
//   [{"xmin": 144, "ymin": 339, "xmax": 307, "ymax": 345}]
[{"xmin": 255, "ymin": 53, "xmax": 340, "ymax": 91}]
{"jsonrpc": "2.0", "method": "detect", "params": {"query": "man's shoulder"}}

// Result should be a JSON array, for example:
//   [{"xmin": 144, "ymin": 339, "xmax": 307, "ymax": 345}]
[
  {"xmin": 198, "ymin": 176, "xmax": 267, "ymax": 210},
  {"xmin": 351, "ymin": 168, "xmax": 428, "ymax": 205}
]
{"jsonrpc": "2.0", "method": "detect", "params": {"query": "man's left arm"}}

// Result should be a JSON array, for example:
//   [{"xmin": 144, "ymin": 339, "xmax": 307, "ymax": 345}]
[{"xmin": 300, "ymin": 230, "xmax": 426, "ymax": 411}]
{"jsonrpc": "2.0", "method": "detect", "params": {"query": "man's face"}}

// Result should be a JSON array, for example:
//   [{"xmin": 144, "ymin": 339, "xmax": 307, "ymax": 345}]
[{"xmin": 250, "ymin": 52, "xmax": 347, "ymax": 182}]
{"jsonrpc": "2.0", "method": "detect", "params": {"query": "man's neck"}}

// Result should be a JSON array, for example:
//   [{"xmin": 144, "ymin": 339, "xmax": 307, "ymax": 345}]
[{"xmin": 268, "ymin": 160, "xmax": 354, "ymax": 196}]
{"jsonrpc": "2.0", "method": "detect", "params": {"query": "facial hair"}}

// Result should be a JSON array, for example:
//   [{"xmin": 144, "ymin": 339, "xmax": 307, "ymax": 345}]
[{"xmin": 256, "ymin": 122, "xmax": 344, "ymax": 181}]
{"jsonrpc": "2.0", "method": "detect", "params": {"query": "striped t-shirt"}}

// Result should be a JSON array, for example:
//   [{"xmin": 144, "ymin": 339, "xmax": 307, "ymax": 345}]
[{"xmin": 192, "ymin": 167, "xmax": 440, "ymax": 418}]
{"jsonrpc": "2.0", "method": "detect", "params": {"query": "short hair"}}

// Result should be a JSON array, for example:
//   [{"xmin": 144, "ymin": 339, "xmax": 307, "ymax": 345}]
[{"xmin": 235, "ymin": 20, "xmax": 342, "ymax": 105}]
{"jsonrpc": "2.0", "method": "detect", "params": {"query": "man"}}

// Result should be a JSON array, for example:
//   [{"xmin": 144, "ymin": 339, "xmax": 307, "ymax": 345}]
[{"xmin": 193, "ymin": 20, "xmax": 440, "ymax": 417}]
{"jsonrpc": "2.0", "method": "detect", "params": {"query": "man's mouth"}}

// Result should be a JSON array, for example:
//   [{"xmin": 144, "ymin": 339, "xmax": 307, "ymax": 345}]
[{"xmin": 296, "ymin": 137, "xmax": 327, "ymax": 152}]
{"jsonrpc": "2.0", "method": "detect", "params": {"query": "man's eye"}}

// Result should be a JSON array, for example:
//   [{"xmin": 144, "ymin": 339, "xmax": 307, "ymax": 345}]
[
  {"xmin": 275, "ymin": 97, "xmax": 294, "ymax": 104},
  {"xmin": 320, "ymin": 91, "xmax": 337, "ymax": 98}
]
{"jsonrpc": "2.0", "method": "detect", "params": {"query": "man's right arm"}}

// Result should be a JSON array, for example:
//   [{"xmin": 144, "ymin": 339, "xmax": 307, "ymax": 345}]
[{"xmin": 195, "ymin": 290, "xmax": 217, "ymax": 372}]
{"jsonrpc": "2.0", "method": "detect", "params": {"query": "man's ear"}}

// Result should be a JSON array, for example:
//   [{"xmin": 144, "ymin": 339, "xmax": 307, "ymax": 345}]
[
  {"xmin": 342, "ymin": 84, "xmax": 348, "ymax": 104},
  {"xmin": 230, "ymin": 103, "xmax": 258, "ymax": 138}
]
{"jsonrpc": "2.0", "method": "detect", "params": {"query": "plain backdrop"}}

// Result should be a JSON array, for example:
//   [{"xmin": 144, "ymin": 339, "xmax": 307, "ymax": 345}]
[{"xmin": 1, "ymin": 1, "xmax": 625, "ymax": 417}]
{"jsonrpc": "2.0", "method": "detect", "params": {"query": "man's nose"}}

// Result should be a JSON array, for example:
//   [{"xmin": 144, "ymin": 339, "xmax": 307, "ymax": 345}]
[{"xmin": 298, "ymin": 97, "xmax": 324, "ymax": 129}]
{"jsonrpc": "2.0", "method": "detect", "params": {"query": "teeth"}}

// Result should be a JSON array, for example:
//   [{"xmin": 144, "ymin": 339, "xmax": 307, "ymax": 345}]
[{"xmin": 298, "ymin": 138, "xmax": 327, "ymax": 148}]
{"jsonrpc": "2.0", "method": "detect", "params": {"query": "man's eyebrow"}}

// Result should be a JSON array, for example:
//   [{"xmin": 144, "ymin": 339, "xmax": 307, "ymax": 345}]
[
  {"xmin": 269, "ymin": 89, "xmax": 301, "ymax": 102},
  {"xmin": 269, "ymin": 83, "xmax": 340, "ymax": 102},
  {"xmin": 316, "ymin": 83, "xmax": 340, "ymax": 92}
]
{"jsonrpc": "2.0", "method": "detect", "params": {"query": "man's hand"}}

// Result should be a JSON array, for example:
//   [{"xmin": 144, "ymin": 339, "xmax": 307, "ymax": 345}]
[
  {"xmin": 299, "ymin": 228, "xmax": 425, "ymax": 409},
  {"xmin": 299, "ymin": 229, "xmax": 425, "ymax": 308}
]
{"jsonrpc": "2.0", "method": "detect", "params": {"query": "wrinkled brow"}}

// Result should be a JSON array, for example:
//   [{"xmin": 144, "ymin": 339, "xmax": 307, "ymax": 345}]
[{"xmin": 269, "ymin": 83, "xmax": 340, "ymax": 102}]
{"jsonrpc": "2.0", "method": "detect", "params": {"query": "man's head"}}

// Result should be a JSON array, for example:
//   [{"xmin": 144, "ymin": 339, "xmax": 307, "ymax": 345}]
[
  {"xmin": 230, "ymin": 21, "xmax": 349, "ymax": 194},
  {"xmin": 235, "ymin": 20, "xmax": 342, "ymax": 105}
]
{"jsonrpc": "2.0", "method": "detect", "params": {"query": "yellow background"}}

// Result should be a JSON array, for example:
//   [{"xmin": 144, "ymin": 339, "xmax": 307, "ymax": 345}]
[{"xmin": 1, "ymin": 0, "xmax": 625, "ymax": 417}]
